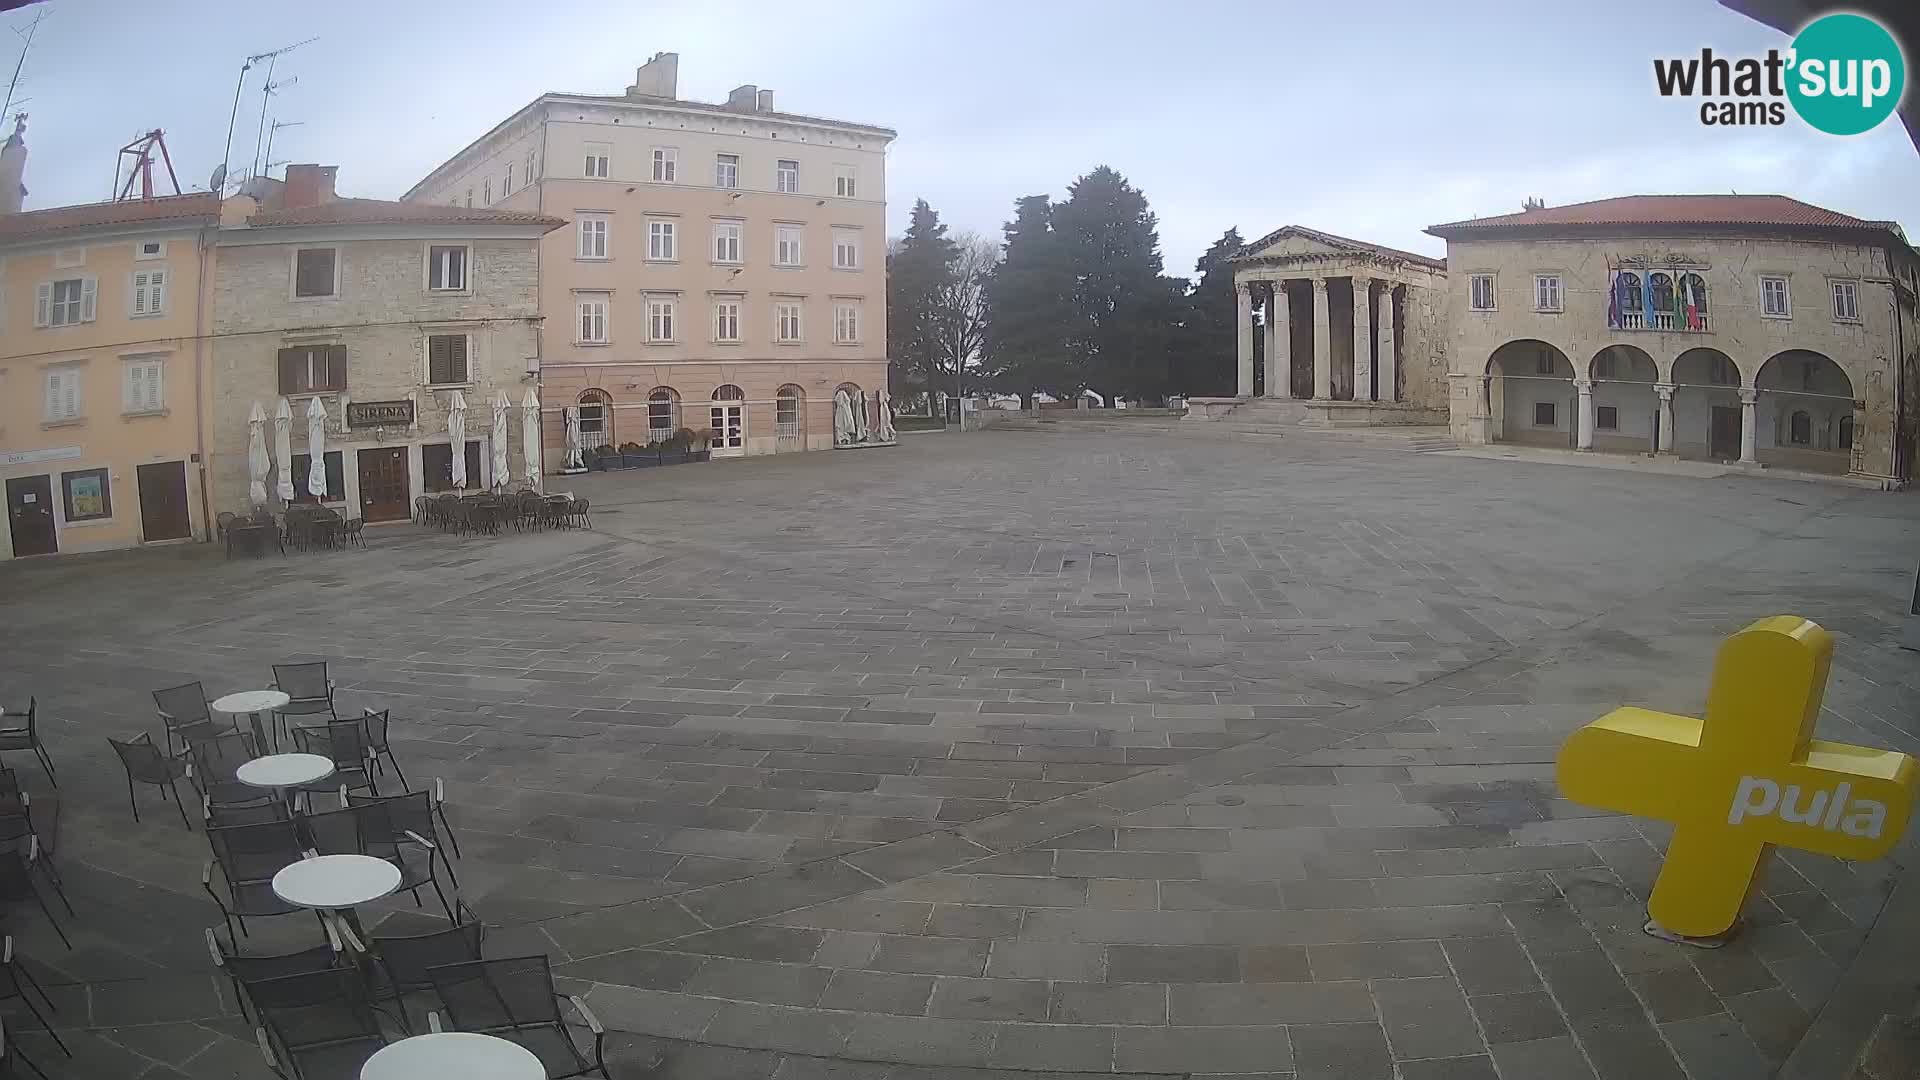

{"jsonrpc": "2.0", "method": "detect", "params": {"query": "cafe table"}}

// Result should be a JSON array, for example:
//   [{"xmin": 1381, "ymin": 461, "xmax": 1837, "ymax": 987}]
[
  {"xmin": 236, "ymin": 752, "xmax": 335, "ymax": 811},
  {"xmin": 211, "ymin": 689, "xmax": 290, "ymax": 752},
  {"xmin": 359, "ymin": 1032, "xmax": 544, "ymax": 1080},
  {"xmin": 273, "ymin": 853, "xmax": 402, "ymax": 941}
]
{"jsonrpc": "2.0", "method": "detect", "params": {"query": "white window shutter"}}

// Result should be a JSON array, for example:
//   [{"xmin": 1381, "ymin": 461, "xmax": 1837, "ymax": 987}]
[
  {"xmin": 34, "ymin": 283, "xmax": 50, "ymax": 327},
  {"xmin": 146, "ymin": 364, "xmax": 162, "ymax": 410},
  {"xmin": 80, "ymin": 278, "xmax": 97, "ymax": 322},
  {"xmin": 151, "ymin": 270, "xmax": 166, "ymax": 313},
  {"xmin": 65, "ymin": 372, "xmax": 79, "ymax": 417},
  {"xmin": 44, "ymin": 372, "xmax": 61, "ymax": 418}
]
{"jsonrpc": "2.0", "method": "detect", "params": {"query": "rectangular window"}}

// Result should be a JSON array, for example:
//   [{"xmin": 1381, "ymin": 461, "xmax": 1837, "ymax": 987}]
[
  {"xmin": 291, "ymin": 450, "xmax": 346, "ymax": 503},
  {"xmin": 123, "ymin": 358, "xmax": 164, "ymax": 413},
  {"xmin": 833, "ymin": 230, "xmax": 860, "ymax": 270},
  {"xmin": 482, "ymin": 179, "xmax": 492, "ymax": 206},
  {"xmin": 37, "ymin": 277, "xmax": 96, "ymax": 327},
  {"xmin": 577, "ymin": 216, "xmax": 608, "ymax": 259},
  {"xmin": 647, "ymin": 297, "xmax": 676, "ymax": 342},
  {"xmin": 426, "ymin": 334, "xmax": 470, "ymax": 385},
  {"xmin": 1469, "ymin": 274, "xmax": 1495, "ymax": 311},
  {"xmin": 1760, "ymin": 275, "xmax": 1791, "ymax": 317},
  {"xmin": 277, "ymin": 344, "xmax": 348, "ymax": 395},
  {"xmin": 775, "ymin": 225, "xmax": 803, "ymax": 267},
  {"xmin": 777, "ymin": 393, "xmax": 800, "ymax": 435},
  {"xmin": 1832, "ymin": 280, "xmax": 1860, "ymax": 322},
  {"xmin": 135, "ymin": 240, "xmax": 166, "ymax": 260},
  {"xmin": 776, "ymin": 159, "xmax": 799, "ymax": 193},
  {"xmin": 1710, "ymin": 356, "xmax": 1736, "ymax": 386},
  {"xmin": 834, "ymin": 165, "xmax": 857, "ymax": 198},
  {"xmin": 61, "ymin": 467, "xmax": 111, "ymax": 522},
  {"xmin": 294, "ymin": 248, "xmax": 337, "ymax": 298},
  {"xmin": 504, "ymin": 163, "xmax": 514, "ymax": 194},
  {"xmin": 465, "ymin": 189, "xmax": 473, "ymax": 208},
  {"xmin": 583, "ymin": 144, "xmax": 610, "ymax": 178},
  {"xmin": 714, "ymin": 153, "xmax": 739, "ymax": 189},
  {"xmin": 652, "ymin": 147, "xmax": 677, "ymax": 183},
  {"xmin": 525, "ymin": 149, "xmax": 536, "ymax": 181},
  {"xmin": 1533, "ymin": 401, "xmax": 1556, "ymax": 427},
  {"xmin": 1596, "ymin": 405, "xmax": 1618, "ymax": 431},
  {"xmin": 648, "ymin": 396, "xmax": 675, "ymax": 439},
  {"xmin": 577, "ymin": 295, "xmax": 608, "ymax": 343},
  {"xmin": 776, "ymin": 302, "xmax": 802, "ymax": 342},
  {"xmin": 1535, "ymin": 352, "xmax": 1555, "ymax": 375},
  {"xmin": 1533, "ymin": 274, "xmax": 1561, "ymax": 312},
  {"xmin": 713, "ymin": 300, "xmax": 741, "ymax": 342},
  {"xmin": 131, "ymin": 268, "xmax": 167, "ymax": 316},
  {"xmin": 834, "ymin": 301, "xmax": 860, "ymax": 343},
  {"xmin": 648, "ymin": 220, "xmax": 676, "ymax": 261},
  {"xmin": 43, "ymin": 367, "xmax": 81, "ymax": 421},
  {"xmin": 712, "ymin": 221, "xmax": 743, "ymax": 263},
  {"xmin": 427, "ymin": 245, "xmax": 468, "ymax": 291},
  {"xmin": 1594, "ymin": 353, "xmax": 1615, "ymax": 379}
]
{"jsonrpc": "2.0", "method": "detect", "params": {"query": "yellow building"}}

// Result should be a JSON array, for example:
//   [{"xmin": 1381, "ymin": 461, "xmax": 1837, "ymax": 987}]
[{"xmin": 0, "ymin": 190, "xmax": 219, "ymax": 559}]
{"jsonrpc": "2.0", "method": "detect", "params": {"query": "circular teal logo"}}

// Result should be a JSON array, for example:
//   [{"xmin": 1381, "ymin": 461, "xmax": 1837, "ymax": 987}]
[{"xmin": 1787, "ymin": 13, "xmax": 1906, "ymax": 136}]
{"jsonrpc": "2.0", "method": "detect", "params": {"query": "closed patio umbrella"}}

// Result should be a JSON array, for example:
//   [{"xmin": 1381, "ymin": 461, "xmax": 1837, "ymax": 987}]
[
  {"xmin": 447, "ymin": 390, "xmax": 468, "ymax": 490},
  {"xmin": 304, "ymin": 396, "xmax": 328, "ymax": 499},
  {"xmin": 491, "ymin": 391, "xmax": 510, "ymax": 491},
  {"xmin": 521, "ymin": 389, "xmax": 542, "ymax": 489},
  {"xmin": 246, "ymin": 402, "xmax": 269, "ymax": 506},
  {"xmin": 273, "ymin": 398, "xmax": 295, "ymax": 503}
]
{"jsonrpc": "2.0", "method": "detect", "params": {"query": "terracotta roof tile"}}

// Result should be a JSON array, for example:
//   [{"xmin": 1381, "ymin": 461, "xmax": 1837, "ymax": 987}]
[
  {"xmin": 1426, "ymin": 194, "xmax": 1893, "ymax": 235},
  {"xmin": 246, "ymin": 197, "xmax": 564, "ymax": 230},
  {"xmin": 0, "ymin": 193, "xmax": 219, "ymax": 242}
]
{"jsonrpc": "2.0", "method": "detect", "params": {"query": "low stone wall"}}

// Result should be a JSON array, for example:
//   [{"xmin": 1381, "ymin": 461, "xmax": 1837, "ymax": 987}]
[{"xmin": 1300, "ymin": 401, "xmax": 1449, "ymax": 427}]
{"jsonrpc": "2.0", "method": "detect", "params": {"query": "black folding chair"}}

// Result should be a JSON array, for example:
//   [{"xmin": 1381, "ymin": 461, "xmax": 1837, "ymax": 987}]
[
  {"xmin": 0, "ymin": 701, "xmax": 53, "ymax": 788},
  {"xmin": 304, "ymin": 803, "xmax": 454, "ymax": 921},
  {"xmin": 107, "ymin": 734, "xmax": 191, "ymax": 829},
  {"xmin": 273, "ymin": 663, "xmax": 339, "ymax": 731},
  {"xmin": 206, "ymin": 926, "xmax": 346, "ymax": 1025},
  {"xmin": 290, "ymin": 722, "xmax": 376, "ymax": 806},
  {"xmin": 355, "ymin": 709, "xmax": 407, "ymax": 789},
  {"xmin": 250, "ymin": 968, "xmax": 387, "ymax": 1080},
  {"xmin": 152, "ymin": 682, "xmax": 235, "ymax": 757},
  {"xmin": 366, "ymin": 905, "xmax": 483, "ymax": 1032},
  {"xmin": 346, "ymin": 788, "xmax": 459, "ymax": 886},
  {"xmin": 204, "ymin": 820, "xmax": 311, "ymax": 949},
  {"xmin": 187, "ymin": 731, "xmax": 276, "ymax": 811},
  {"xmin": 427, "ymin": 955, "xmax": 608, "ymax": 1078}
]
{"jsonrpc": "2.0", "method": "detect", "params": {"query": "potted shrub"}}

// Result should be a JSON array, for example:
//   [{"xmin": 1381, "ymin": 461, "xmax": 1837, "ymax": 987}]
[
  {"xmin": 690, "ymin": 428, "xmax": 720, "ymax": 462},
  {"xmin": 619, "ymin": 441, "xmax": 647, "ymax": 468},
  {"xmin": 586, "ymin": 444, "xmax": 610, "ymax": 471}
]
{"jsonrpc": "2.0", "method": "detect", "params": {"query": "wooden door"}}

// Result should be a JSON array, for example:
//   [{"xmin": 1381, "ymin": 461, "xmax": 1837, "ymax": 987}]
[
  {"xmin": 136, "ymin": 461, "xmax": 191, "ymax": 541},
  {"xmin": 1710, "ymin": 406, "xmax": 1742, "ymax": 460},
  {"xmin": 5, "ymin": 475, "xmax": 56, "ymax": 557},
  {"xmin": 357, "ymin": 447, "xmax": 410, "ymax": 522}
]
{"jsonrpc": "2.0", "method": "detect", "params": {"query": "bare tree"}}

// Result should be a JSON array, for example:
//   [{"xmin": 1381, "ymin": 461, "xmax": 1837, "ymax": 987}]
[{"xmin": 929, "ymin": 230, "xmax": 998, "ymax": 403}]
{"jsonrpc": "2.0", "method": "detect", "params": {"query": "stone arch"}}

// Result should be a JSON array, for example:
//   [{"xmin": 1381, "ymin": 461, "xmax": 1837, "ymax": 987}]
[
  {"xmin": 1485, "ymin": 340, "xmax": 1576, "ymax": 448},
  {"xmin": 1668, "ymin": 348, "xmax": 1743, "ymax": 461},
  {"xmin": 1754, "ymin": 350, "xmax": 1855, "ymax": 473},
  {"xmin": 1586, "ymin": 345, "xmax": 1659, "ymax": 453}
]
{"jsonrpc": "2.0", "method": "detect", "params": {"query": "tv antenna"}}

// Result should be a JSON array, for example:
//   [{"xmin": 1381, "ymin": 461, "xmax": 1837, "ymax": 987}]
[
  {"xmin": 263, "ymin": 119, "xmax": 304, "ymax": 177},
  {"xmin": 1, "ymin": 8, "xmax": 46, "ymax": 122},
  {"xmin": 112, "ymin": 130, "xmax": 181, "ymax": 202},
  {"xmin": 251, "ymin": 74, "xmax": 298, "ymax": 179},
  {"xmin": 218, "ymin": 36, "xmax": 315, "ymax": 195}
]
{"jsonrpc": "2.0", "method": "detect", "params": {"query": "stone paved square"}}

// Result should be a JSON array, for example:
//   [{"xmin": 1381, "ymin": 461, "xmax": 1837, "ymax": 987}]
[{"xmin": 0, "ymin": 426, "xmax": 1916, "ymax": 1078}]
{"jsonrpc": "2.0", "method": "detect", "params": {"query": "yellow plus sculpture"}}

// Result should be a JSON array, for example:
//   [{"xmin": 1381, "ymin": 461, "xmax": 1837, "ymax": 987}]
[{"xmin": 1558, "ymin": 615, "xmax": 1916, "ymax": 941}]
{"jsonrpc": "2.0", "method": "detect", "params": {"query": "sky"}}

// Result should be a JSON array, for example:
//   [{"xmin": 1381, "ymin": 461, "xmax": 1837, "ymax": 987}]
[{"xmin": 5, "ymin": 0, "xmax": 1918, "ymax": 275}]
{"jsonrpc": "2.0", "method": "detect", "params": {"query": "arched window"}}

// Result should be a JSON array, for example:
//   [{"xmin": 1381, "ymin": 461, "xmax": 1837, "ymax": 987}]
[
  {"xmin": 577, "ymin": 388, "xmax": 612, "ymax": 450},
  {"xmin": 1619, "ymin": 273, "xmax": 1642, "ymax": 311},
  {"xmin": 1681, "ymin": 273, "xmax": 1708, "ymax": 312},
  {"xmin": 712, "ymin": 384, "xmax": 745, "ymax": 401},
  {"xmin": 1650, "ymin": 272, "xmax": 1675, "ymax": 317},
  {"xmin": 646, "ymin": 388, "xmax": 679, "ymax": 441},
  {"xmin": 1837, "ymin": 415, "xmax": 1854, "ymax": 450},
  {"xmin": 776, "ymin": 385, "xmax": 804, "ymax": 437},
  {"xmin": 1789, "ymin": 410, "xmax": 1811, "ymax": 445}
]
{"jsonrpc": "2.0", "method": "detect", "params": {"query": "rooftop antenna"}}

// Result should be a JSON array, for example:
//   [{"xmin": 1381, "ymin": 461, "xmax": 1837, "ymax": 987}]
[
  {"xmin": 262, "ymin": 118, "xmax": 303, "ymax": 178},
  {"xmin": 219, "ymin": 36, "xmax": 315, "ymax": 197},
  {"xmin": 251, "ymin": 73, "xmax": 298, "ymax": 180},
  {"xmin": 0, "ymin": 7, "xmax": 47, "ymax": 123}
]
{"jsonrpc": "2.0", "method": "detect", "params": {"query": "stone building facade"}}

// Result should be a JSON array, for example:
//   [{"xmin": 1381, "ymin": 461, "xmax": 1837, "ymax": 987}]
[
  {"xmin": 1426, "ymin": 195, "xmax": 1920, "ymax": 482},
  {"xmin": 1225, "ymin": 227, "xmax": 1449, "ymax": 422},
  {"xmin": 208, "ymin": 166, "xmax": 561, "ymax": 522},
  {"xmin": 402, "ymin": 53, "xmax": 895, "ymax": 465}
]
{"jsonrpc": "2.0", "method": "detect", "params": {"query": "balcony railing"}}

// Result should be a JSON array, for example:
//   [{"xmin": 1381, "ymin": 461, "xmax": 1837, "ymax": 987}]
[{"xmin": 1613, "ymin": 310, "xmax": 1710, "ymax": 332}]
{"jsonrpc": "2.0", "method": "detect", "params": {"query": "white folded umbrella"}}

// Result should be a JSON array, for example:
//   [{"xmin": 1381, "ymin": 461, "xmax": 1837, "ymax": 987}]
[
  {"xmin": 274, "ymin": 398, "xmax": 295, "ymax": 502},
  {"xmin": 491, "ymin": 391, "xmax": 511, "ymax": 491},
  {"xmin": 521, "ymin": 389, "xmax": 542, "ymax": 489},
  {"xmin": 447, "ymin": 390, "xmax": 469, "ymax": 490},
  {"xmin": 246, "ymin": 402, "xmax": 270, "ymax": 506},
  {"xmin": 305, "ymin": 396, "xmax": 328, "ymax": 498}
]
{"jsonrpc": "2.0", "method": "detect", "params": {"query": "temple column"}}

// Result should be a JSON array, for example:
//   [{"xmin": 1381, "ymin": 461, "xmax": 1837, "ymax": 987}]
[
  {"xmin": 1311, "ymin": 278, "xmax": 1332, "ymax": 400},
  {"xmin": 1264, "ymin": 284, "xmax": 1289, "ymax": 398},
  {"xmin": 1575, "ymin": 379, "xmax": 1595, "ymax": 450},
  {"xmin": 1376, "ymin": 284, "xmax": 1397, "ymax": 403},
  {"xmin": 1654, "ymin": 383, "xmax": 1675, "ymax": 454},
  {"xmin": 1236, "ymin": 284, "xmax": 1254, "ymax": 398},
  {"xmin": 1739, "ymin": 388, "xmax": 1758, "ymax": 463},
  {"xmin": 1352, "ymin": 278, "xmax": 1374, "ymax": 402}
]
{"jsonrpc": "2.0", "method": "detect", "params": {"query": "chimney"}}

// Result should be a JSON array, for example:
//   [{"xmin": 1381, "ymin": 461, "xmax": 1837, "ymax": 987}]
[
  {"xmin": 756, "ymin": 89, "xmax": 775, "ymax": 112},
  {"xmin": 283, "ymin": 164, "xmax": 337, "ymax": 209},
  {"xmin": 726, "ymin": 84, "xmax": 759, "ymax": 111},
  {"xmin": 626, "ymin": 52, "xmax": 679, "ymax": 99},
  {"xmin": 0, "ymin": 113, "xmax": 27, "ymax": 215}
]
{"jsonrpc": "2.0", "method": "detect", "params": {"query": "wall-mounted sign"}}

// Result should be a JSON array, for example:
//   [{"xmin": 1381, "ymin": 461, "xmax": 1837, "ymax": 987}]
[
  {"xmin": 0, "ymin": 446, "xmax": 82, "ymax": 468},
  {"xmin": 346, "ymin": 400, "xmax": 415, "ymax": 428},
  {"xmin": 1559, "ymin": 616, "xmax": 1915, "ymax": 941}
]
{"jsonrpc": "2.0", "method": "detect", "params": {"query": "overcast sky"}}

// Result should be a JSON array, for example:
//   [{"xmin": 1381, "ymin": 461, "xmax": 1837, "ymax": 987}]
[{"xmin": 7, "ymin": 0, "xmax": 1918, "ymax": 274}]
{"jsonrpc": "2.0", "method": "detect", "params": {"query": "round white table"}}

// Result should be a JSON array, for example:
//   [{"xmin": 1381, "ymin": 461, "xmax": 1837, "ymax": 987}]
[
  {"xmin": 212, "ymin": 689, "xmax": 291, "ymax": 752},
  {"xmin": 273, "ymin": 854, "xmax": 402, "ymax": 910},
  {"xmin": 359, "ymin": 1032, "xmax": 543, "ymax": 1080},
  {"xmin": 236, "ymin": 753, "xmax": 334, "ymax": 809}
]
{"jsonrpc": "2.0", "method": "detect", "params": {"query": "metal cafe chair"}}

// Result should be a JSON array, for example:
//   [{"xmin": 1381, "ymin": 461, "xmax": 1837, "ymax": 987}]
[
  {"xmin": 250, "ymin": 968, "xmax": 388, "ymax": 1080},
  {"xmin": 426, "ymin": 955, "xmax": 608, "ymax": 1078},
  {"xmin": 273, "ymin": 663, "xmax": 340, "ymax": 728},
  {"xmin": 365, "ymin": 904, "xmax": 484, "ymax": 1033},
  {"xmin": 0, "ymin": 840, "xmax": 70, "ymax": 951},
  {"xmin": 203, "ymin": 820, "xmax": 311, "ymax": 949},
  {"xmin": 304, "ymin": 802, "xmax": 454, "ymax": 921},
  {"xmin": 153, "ymin": 681, "xmax": 236, "ymax": 757},
  {"xmin": 354, "ymin": 709, "xmax": 407, "ymax": 790},
  {"xmin": 187, "ymin": 730, "xmax": 278, "ymax": 812},
  {"xmin": 290, "ymin": 722, "xmax": 378, "ymax": 807},
  {"xmin": 107, "ymin": 734, "xmax": 192, "ymax": 829},
  {"xmin": 0, "ymin": 700, "xmax": 54, "ymax": 788},
  {"xmin": 207, "ymin": 925, "xmax": 348, "ymax": 1025}
]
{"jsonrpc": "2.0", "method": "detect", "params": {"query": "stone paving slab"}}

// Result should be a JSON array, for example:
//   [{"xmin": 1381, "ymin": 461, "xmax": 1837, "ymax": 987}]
[{"xmin": 0, "ymin": 429, "xmax": 1915, "ymax": 1077}]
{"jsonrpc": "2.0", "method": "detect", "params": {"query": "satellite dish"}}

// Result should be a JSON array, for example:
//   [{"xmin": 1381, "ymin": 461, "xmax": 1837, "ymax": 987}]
[{"xmin": 209, "ymin": 164, "xmax": 227, "ymax": 192}]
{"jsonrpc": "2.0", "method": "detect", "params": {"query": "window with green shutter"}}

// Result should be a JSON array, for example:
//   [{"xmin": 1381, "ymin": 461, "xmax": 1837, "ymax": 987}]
[{"xmin": 427, "ymin": 334, "xmax": 469, "ymax": 385}]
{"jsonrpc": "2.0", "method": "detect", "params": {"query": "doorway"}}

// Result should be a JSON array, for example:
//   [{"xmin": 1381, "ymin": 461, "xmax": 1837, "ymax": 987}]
[
  {"xmin": 1710, "ymin": 406, "xmax": 1742, "ymax": 460},
  {"xmin": 710, "ymin": 384, "xmax": 746, "ymax": 458},
  {"xmin": 136, "ymin": 461, "xmax": 192, "ymax": 541},
  {"xmin": 5, "ymin": 475, "xmax": 57, "ymax": 557},
  {"xmin": 357, "ymin": 447, "xmax": 411, "ymax": 522}
]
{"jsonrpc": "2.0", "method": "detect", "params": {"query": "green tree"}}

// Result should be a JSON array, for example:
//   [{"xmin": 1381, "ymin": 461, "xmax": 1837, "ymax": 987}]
[
  {"xmin": 886, "ymin": 199, "xmax": 958, "ymax": 401},
  {"xmin": 984, "ymin": 194, "xmax": 1076, "ymax": 405},
  {"xmin": 1177, "ymin": 227, "xmax": 1245, "ymax": 396},
  {"xmin": 1053, "ymin": 166, "xmax": 1184, "ymax": 405}
]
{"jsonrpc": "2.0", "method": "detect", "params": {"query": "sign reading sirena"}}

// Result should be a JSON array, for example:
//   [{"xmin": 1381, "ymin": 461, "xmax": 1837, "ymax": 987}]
[{"xmin": 346, "ymin": 400, "xmax": 415, "ymax": 428}]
